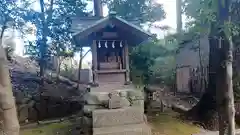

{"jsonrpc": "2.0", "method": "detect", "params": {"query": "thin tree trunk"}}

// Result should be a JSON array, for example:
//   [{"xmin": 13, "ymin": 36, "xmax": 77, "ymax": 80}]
[
  {"xmin": 216, "ymin": 33, "xmax": 235, "ymax": 135},
  {"xmin": 176, "ymin": 0, "xmax": 182, "ymax": 33},
  {"xmin": 217, "ymin": 0, "xmax": 235, "ymax": 134},
  {"xmin": 39, "ymin": 0, "xmax": 54, "ymax": 86},
  {"xmin": 0, "ymin": 25, "xmax": 20, "ymax": 135},
  {"xmin": 77, "ymin": 47, "xmax": 83, "ymax": 89},
  {"xmin": 216, "ymin": 36, "xmax": 228, "ymax": 135},
  {"xmin": 226, "ymin": 36, "xmax": 235, "ymax": 135},
  {"xmin": 56, "ymin": 57, "xmax": 61, "ymax": 81},
  {"xmin": 187, "ymin": 27, "xmax": 220, "ymax": 130},
  {"xmin": 197, "ymin": 39, "xmax": 205, "ymax": 94}
]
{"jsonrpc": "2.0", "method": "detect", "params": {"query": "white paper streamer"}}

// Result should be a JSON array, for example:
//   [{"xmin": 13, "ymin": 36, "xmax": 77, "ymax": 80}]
[
  {"xmin": 105, "ymin": 41, "xmax": 108, "ymax": 48},
  {"xmin": 120, "ymin": 41, "xmax": 123, "ymax": 47},
  {"xmin": 112, "ymin": 41, "xmax": 115, "ymax": 48},
  {"xmin": 98, "ymin": 41, "xmax": 101, "ymax": 48}
]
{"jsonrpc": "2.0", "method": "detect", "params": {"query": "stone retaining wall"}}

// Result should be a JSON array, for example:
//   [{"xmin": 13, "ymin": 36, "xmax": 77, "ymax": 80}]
[{"xmin": 14, "ymin": 91, "xmax": 84, "ymax": 124}]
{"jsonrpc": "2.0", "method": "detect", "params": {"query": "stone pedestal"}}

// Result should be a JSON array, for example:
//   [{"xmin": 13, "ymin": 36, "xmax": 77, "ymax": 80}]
[{"xmin": 82, "ymin": 89, "xmax": 151, "ymax": 135}]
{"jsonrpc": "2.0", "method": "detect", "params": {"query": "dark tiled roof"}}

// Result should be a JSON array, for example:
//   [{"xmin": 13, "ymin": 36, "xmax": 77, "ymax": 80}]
[{"xmin": 70, "ymin": 16, "xmax": 143, "ymax": 34}]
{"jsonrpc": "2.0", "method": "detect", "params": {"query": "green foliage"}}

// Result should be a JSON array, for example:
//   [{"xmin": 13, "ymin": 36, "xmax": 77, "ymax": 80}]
[
  {"xmin": 0, "ymin": 0, "xmax": 31, "ymax": 61},
  {"xmin": 0, "ymin": 0, "xmax": 29, "ymax": 28},
  {"xmin": 103, "ymin": 0, "xmax": 165, "ymax": 23},
  {"xmin": 24, "ymin": 0, "xmax": 90, "ymax": 66},
  {"xmin": 130, "ymin": 38, "xmax": 177, "ymax": 86}
]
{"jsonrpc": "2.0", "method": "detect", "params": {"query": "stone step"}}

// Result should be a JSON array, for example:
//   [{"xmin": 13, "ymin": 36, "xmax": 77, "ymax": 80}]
[
  {"xmin": 92, "ymin": 107, "xmax": 144, "ymax": 128},
  {"xmin": 93, "ymin": 123, "xmax": 151, "ymax": 135}
]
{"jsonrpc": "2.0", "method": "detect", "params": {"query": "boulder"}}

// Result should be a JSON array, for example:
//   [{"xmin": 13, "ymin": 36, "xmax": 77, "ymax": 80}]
[
  {"xmin": 83, "ymin": 105, "xmax": 104, "ymax": 115},
  {"xmin": 84, "ymin": 93, "xmax": 102, "ymax": 105},
  {"xmin": 131, "ymin": 99, "xmax": 144, "ymax": 108},
  {"xmin": 108, "ymin": 92, "xmax": 130, "ymax": 109},
  {"xmin": 28, "ymin": 108, "xmax": 38, "ymax": 121},
  {"xmin": 18, "ymin": 105, "xmax": 29, "ymax": 123},
  {"xmin": 35, "ymin": 103, "xmax": 47, "ymax": 119},
  {"xmin": 48, "ymin": 104, "xmax": 65, "ymax": 118},
  {"xmin": 127, "ymin": 90, "xmax": 144, "ymax": 100},
  {"xmin": 14, "ymin": 91, "xmax": 26, "ymax": 104}
]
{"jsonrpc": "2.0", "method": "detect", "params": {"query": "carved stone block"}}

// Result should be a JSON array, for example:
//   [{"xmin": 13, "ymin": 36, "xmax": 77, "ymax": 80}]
[{"xmin": 92, "ymin": 107, "xmax": 144, "ymax": 128}]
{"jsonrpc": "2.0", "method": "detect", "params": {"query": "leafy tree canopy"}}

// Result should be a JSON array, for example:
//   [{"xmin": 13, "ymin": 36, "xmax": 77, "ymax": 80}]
[{"xmin": 103, "ymin": 0, "xmax": 165, "ymax": 23}]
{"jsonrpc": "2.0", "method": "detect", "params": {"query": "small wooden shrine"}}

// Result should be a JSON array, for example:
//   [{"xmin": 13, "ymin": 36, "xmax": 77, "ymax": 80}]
[{"xmin": 72, "ymin": 12, "xmax": 151, "ymax": 86}]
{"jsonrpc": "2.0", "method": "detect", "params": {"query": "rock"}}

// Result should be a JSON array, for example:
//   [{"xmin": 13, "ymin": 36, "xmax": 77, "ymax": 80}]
[
  {"xmin": 81, "ymin": 116, "xmax": 92, "ymax": 134},
  {"xmin": 35, "ymin": 103, "xmax": 47, "ymax": 119},
  {"xmin": 69, "ymin": 101, "xmax": 82, "ymax": 112},
  {"xmin": 131, "ymin": 100, "xmax": 144, "ymax": 108},
  {"xmin": 120, "ymin": 97, "xmax": 130, "ymax": 107},
  {"xmin": 48, "ymin": 104, "xmax": 62, "ymax": 118},
  {"xmin": 119, "ymin": 91, "xmax": 128, "ymax": 97},
  {"xmin": 143, "ymin": 114, "xmax": 147, "ymax": 122},
  {"xmin": 28, "ymin": 108, "xmax": 38, "ymax": 121},
  {"xmin": 82, "ymin": 116, "xmax": 92, "ymax": 127},
  {"xmin": 108, "ymin": 92, "xmax": 123, "ymax": 109},
  {"xmin": 14, "ymin": 91, "xmax": 26, "ymax": 104},
  {"xmin": 108, "ymin": 91, "xmax": 131, "ymax": 109},
  {"xmin": 32, "ymin": 95, "xmax": 40, "ymax": 102},
  {"xmin": 83, "ymin": 105, "xmax": 104, "ymax": 115},
  {"xmin": 18, "ymin": 105, "xmax": 29, "ymax": 123},
  {"xmin": 127, "ymin": 90, "xmax": 144, "ymax": 100},
  {"xmin": 84, "ymin": 93, "xmax": 101, "ymax": 105}
]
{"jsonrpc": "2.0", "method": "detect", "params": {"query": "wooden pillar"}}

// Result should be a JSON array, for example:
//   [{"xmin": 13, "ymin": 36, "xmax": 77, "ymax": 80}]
[
  {"xmin": 124, "ymin": 41, "xmax": 130, "ymax": 84},
  {"xmin": 92, "ymin": 40, "xmax": 98, "ymax": 86}
]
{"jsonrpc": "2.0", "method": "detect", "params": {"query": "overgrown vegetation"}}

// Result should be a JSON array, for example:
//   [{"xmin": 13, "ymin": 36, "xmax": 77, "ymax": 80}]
[{"xmin": 130, "ymin": 35, "xmax": 177, "ymax": 88}]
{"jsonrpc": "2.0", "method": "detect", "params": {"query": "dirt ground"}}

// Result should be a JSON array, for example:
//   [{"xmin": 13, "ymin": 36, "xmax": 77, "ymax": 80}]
[{"xmin": 20, "ymin": 111, "xmax": 203, "ymax": 135}]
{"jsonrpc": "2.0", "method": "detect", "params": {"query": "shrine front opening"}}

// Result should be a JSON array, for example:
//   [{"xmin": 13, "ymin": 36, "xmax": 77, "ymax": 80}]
[{"xmin": 94, "ymin": 40, "xmax": 128, "ymax": 84}]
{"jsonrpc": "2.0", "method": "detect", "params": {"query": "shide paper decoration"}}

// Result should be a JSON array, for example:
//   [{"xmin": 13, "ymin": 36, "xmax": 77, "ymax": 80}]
[{"xmin": 97, "ymin": 40, "xmax": 124, "ymax": 48}]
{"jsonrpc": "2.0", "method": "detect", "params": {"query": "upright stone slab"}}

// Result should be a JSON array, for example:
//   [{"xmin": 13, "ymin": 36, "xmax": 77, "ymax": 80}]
[
  {"xmin": 93, "ymin": 123, "xmax": 151, "ymax": 135},
  {"xmin": 92, "ymin": 107, "xmax": 144, "ymax": 128},
  {"xmin": 108, "ymin": 91, "xmax": 130, "ymax": 109},
  {"xmin": 108, "ymin": 91, "xmax": 122, "ymax": 109}
]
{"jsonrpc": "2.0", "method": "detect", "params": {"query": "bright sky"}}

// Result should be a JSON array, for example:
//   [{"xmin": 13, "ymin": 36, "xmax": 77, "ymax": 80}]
[{"xmin": 14, "ymin": 0, "xmax": 186, "ymax": 63}]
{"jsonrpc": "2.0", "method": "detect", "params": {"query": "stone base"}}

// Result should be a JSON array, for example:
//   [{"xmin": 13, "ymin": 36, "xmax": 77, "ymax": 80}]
[
  {"xmin": 93, "ymin": 123, "xmax": 151, "ymax": 135},
  {"xmin": 92, "ymin": 107, "xmax": 144, "ymax": 128}
]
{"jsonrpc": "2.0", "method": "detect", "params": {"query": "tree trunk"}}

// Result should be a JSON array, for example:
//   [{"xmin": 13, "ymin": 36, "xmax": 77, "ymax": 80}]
[
  {"xmin": 176, "ymin": 0, "xmax": 182, "ymax": 33},
  {"xmin": 39, "ymin": 0, "xmax": 54, "ymax": 87},
  {"xmin": 77, "ymin": 47, "xmax": 83, "ymax": 89},
  {"xmin": 226, "ymin": 37, "xmax": 235, "ymax": 135},
  {"xmin": 56, "ymin": 57, "xmax": 61, "ymax": 82},
  {"xmin": 217, "ymin": 33, "xmax": 235, "ymax": 135},
  {"xmin": 0, "ymin": 25, "xmax": 20, "ymax": 135},
  {"xmin": 197, "ymin": 39, "xmax": 205, "ymax": 94},
  {"xmin": 217, "ymin": 0, "xmax": 235, "ymax": 134},
  {"xmin": 187, "ymin": 28, "xmax": 220, "ymax": 130}
]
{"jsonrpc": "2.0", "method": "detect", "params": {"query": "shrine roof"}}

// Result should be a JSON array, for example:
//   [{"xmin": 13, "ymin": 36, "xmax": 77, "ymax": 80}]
[{"xmin": 71, "ymin": 14, "xmax": 152, "ymax": 47}]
